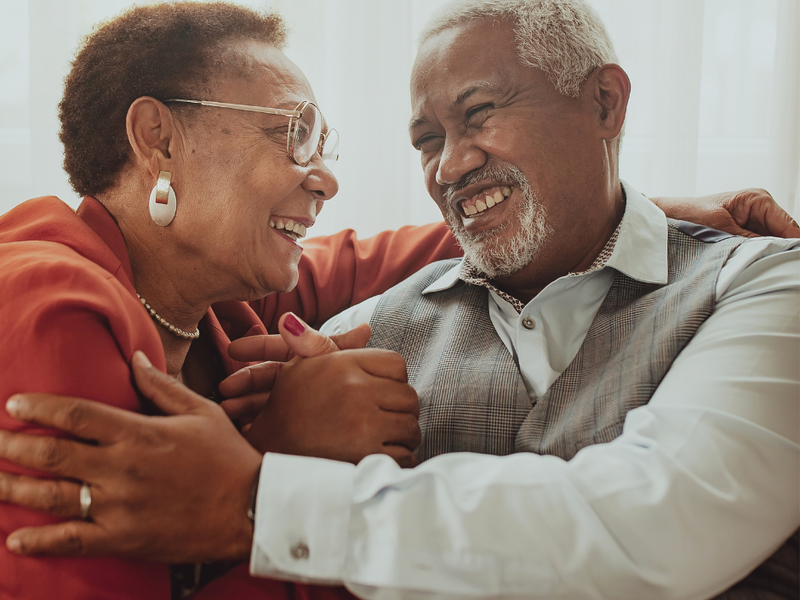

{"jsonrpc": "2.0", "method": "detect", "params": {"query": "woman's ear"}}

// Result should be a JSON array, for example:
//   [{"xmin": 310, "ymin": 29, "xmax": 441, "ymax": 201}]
[
  {"xmin": 126, "ymin": 97, "xmax": 176, "ymax": 179},
  {"xmin": 590, "ymin": 64, "xmax": 631, "ymax": 140}
]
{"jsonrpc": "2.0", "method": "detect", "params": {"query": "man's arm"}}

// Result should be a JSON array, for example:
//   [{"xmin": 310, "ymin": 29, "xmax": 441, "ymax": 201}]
[
  {"xmin": 1, "ymin": 243, "xmax": 797, "ymax": 599},
  {"xmin": 249, "ymin": 240, "xmax": 800, "ymax": 598}
]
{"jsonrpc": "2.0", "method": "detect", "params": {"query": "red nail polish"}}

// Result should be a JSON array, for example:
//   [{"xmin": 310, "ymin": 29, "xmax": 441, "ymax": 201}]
[{"xmin": 284, "ymin": 313, "xmax": 306, "ymax": 336}]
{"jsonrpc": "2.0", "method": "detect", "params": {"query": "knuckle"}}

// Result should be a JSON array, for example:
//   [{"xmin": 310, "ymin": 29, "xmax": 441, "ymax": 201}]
[
  {"xmin": 132, "ymin": 425, "xmax": 162, "ymax": 448},
  {"xmin": 60, "ymin": 522, "xmax": 87, "ymax": 555},
  {"xmin": 35, "ymin": 438, "xmax": 64, "ymax": 472},
  {"xmin": 60, "ymin": 402, "xmax": 89, "ymax": 432},
  {"xmin": 40, "ymin": 482, "xmax": 64, "ymax": 514}
]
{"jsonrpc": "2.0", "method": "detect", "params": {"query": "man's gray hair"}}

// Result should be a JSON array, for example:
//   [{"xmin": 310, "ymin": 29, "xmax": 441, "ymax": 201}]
[{"xmin": 420, "ymin": 0, "xmax": 617, "ymax": 98}]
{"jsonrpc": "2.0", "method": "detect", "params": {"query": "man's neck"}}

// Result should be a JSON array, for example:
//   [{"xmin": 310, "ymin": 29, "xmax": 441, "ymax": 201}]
[{"xmin": 492, "ymin": 185, "xmax": 626, "ymax": 305}]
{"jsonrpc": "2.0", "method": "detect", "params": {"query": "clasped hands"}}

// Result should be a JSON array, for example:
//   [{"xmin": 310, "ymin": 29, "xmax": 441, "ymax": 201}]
[
  {"xmin": 220, "ymin": 313, "xmax": 421, "ymax": 466},
  {"xmin": 0, "ymin": 314, "xmax": 419, "ymax": 562}
]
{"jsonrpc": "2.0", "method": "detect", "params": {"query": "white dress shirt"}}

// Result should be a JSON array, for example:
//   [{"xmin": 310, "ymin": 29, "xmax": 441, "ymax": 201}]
[{"xmin": 251, "ymin": 183, "xmax": 800, "ymax": 599}]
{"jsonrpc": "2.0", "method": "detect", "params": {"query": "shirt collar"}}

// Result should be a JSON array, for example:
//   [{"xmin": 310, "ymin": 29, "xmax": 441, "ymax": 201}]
[
  {"xmin": 610, "ymin": 180, "xmax": 668, "ymax": 284},
  {"xmin": 422, "ymin": 180, "xmax": 668, "ymax": 296}
]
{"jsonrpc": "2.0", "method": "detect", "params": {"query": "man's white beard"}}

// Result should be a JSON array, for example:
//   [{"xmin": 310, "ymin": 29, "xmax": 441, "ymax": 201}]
[{"xmin": 444, "ymin": 164, "xmax": 552, "ymax": 279}]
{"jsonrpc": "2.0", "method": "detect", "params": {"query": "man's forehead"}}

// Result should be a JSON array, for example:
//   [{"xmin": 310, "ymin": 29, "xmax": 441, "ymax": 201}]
[{"xmin": 410, "ymin": 20, "xmax": 517, "ymax": 103}]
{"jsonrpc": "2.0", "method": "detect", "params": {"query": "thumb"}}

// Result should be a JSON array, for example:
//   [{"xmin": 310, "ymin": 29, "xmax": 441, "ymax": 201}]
[
  {"xmin": 329, "ymin": 323, "xmax": 372, "ymax": 350},
  {"xmin": 131, "ymin": 351, "xmax": 211, "ymax": 415},
  {"xmin": 278, "ymin": 312, "xmax": 341, "ymax": 357}
]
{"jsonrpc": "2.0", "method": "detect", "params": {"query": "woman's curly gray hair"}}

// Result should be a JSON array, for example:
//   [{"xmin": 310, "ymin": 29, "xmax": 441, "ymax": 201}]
[{"xmin": 420, "ymin": 0, "xmax": 617, "ymax": 98}]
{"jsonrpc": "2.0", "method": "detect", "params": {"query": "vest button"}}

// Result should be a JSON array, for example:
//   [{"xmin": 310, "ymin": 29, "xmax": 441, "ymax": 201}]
[{"xmin": 522, "ymin": 317, "xmax": 536, "ymax": 330}]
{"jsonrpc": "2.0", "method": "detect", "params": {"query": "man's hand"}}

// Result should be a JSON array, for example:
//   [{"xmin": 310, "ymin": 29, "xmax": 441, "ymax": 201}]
[
  {"xmin": 245, "ymin": 346, "xmax": 421, "ymax": 467},
  {"xmin": 219, "ymin": 312, "xmax": 371, "ymax": 422},
  {"xmin": 221, "ymin": 313, "xmax": 421, "ymax": 467},
  {"xmin": 654, "ymin": 188, "xmax": 800, "ymax": 238},
  {"xmin": 0, "ymin": 352, "xmax": 261, "ymax": 562}
]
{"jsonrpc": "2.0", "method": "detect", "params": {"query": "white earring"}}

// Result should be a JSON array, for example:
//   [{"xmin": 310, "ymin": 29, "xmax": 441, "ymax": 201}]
[{"xmin": 149, "ymin": 171, "xmax": 177, "ymax": 226}]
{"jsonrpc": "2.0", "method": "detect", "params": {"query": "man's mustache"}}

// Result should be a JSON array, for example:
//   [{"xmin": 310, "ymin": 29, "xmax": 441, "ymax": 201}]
[{"xmin": 443, "ymin": 163, "xmax": 526, "ymax": 205}]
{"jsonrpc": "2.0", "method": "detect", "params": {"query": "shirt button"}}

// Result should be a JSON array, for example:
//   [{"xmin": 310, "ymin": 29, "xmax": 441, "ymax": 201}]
[
  {"xmin": 522, "ymin": 317, "xmax": 536, "ymax": 330},
  {"xmin": 290, "ymin": 541, "xmax": 310, "ymax": 560}
]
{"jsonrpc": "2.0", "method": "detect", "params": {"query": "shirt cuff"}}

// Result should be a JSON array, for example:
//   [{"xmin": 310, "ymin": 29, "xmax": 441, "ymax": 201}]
[{"xmin": 250, "ymin": 453, "xmax": 355, "ymax": 584}]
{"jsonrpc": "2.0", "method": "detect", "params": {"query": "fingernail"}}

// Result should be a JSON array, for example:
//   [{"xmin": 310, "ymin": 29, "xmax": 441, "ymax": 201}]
[
  {"xmin": 6, "ymin": 394, "xmax": 25, "ymax": 417},
  {"xmin": 283, "ymin": 313, "xmax": 305, "ymax": 337},
  {"xmin": 6, "ymin": 536, "xmax": 21, "ymax": 553},
  {"xmin": 5, "ymin": 396, "xmax": 22, "ymax": 416},
  {"xmin": 133, "ymin": 350, "xmax": 152, "ymax": 368}
]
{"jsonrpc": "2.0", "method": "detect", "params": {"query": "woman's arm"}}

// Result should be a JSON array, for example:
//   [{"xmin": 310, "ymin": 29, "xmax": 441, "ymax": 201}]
[
  {"xmin": 0, "ymin": 245, "xmax": 170, "ymax": 600},
  {"xmin": 253, "ymin": 189, "xmax": 797, "ymax": 331}
]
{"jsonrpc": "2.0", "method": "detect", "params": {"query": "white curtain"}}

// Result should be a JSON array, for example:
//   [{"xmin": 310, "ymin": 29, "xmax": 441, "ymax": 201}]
[{"xmin": 1, "ymin": 0, "xmax": 797, "ymax": 238}]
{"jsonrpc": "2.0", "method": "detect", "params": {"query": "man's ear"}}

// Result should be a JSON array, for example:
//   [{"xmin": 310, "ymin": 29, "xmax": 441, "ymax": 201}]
[
  {"xmin": 591, "ymin": 64, "xmax": 630, "ymax": 140},
  {"xmin": 126, "ymin": 97, "xmax": 178, "ymax": 179}
]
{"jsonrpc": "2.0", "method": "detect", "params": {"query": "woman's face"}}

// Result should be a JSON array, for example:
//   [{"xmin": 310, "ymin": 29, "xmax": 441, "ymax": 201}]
[{"xmin": 169, "ymin": 40, "xmax": 338, "ymax": 300}]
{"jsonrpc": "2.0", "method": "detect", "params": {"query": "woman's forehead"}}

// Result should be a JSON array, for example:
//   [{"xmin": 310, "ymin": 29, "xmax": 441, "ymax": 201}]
[{"xmin": 211, "ymin": 39, "xmax": 317, "ymax": 107}]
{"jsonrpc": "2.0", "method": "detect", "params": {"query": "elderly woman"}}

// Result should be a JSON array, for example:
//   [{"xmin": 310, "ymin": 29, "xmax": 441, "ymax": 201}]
[
  {"xmin": 0, "ymin": 3, "xmax": 448, "ymax": 599},
  {"xmin": 0, "ymin": 2, "xmax": 795, "ymax": 600}
]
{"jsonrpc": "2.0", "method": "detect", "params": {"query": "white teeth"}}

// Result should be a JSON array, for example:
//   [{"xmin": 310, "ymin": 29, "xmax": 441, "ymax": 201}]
[
  {"xmin": 270, "ymin": 218, "xmax": 308, "ymax": 239},
  {"xmin": 462, "ymin": 185, "xmax": 514, "ymax": 217}
]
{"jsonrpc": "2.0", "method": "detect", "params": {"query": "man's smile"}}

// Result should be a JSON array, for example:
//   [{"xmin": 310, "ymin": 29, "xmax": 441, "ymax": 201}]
[{"xmin": 460, "ymin": 185, "xmax": 513, "ymax": 217}]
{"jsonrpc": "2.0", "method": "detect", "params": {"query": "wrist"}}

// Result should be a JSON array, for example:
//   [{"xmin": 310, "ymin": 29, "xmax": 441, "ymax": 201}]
[{"xmin": 228, "ymin": 455, "xmax": 262, "ymax": 561}]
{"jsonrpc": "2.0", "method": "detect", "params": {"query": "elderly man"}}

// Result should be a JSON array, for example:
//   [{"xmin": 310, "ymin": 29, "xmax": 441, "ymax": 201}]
[{"xmin": 0, "ymin": 0, "xmax": 798, "ymax": 599}]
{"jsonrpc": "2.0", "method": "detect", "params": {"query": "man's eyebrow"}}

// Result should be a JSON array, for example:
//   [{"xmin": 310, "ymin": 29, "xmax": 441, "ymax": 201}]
[
  {"xmin": 408, "ymin": 116, "xmax": 428, "ymax": 135},
  {"xmin": 454, "ymin": 81, "xmax": 501, "ymax": 106},
  {"xmin": 408, "ymin": 81, "xmax": 502, "ymax": 134}
]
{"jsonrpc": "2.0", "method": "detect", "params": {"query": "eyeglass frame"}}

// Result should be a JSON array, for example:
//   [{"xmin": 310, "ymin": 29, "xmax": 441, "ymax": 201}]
[{"xmin": 164, "ymin": 98, "xmax": 338, "ymax": 167}]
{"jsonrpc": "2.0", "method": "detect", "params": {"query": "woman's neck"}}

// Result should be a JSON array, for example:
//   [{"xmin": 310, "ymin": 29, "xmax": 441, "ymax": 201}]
[{"xmin": 102, "ymin": 194, "xmax": 211, "ymax": 376}]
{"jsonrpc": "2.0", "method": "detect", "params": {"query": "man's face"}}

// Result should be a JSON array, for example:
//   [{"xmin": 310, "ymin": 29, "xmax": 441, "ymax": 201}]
[{"xmin": 410, "ymin": 19, "xmax": 610, "ymax": 281}]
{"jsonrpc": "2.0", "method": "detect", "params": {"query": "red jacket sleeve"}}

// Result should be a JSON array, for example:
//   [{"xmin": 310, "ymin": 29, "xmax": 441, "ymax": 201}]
[
  {"xmin": 250, "ymin": 222, "xmax": 461, "ymax": 331},
  {"xmin": 0, "ymin": 243, "xmax": 170, "ymax": 599}
]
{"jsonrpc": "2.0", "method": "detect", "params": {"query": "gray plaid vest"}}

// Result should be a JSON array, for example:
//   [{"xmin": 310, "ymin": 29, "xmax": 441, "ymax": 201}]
[{"xmin": 367, "ymin": 220, "xmax": 798, "ymax": 598}]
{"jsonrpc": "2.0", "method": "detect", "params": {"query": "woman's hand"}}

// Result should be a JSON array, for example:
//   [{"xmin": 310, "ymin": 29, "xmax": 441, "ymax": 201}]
[
  {"xmin": 219, "ymin": 313, "xmax": 371, "ymax": 423},
  {"xmin": 221, "ymin": 313, "xmax": 421, "ymax": 467},
  {"xmin": 245, "ymin": 347, "xmax": 421, "ymax": 467},
  {"xmin": 653, "ymin": 188, "xmax": 800, "ymax": 238}
]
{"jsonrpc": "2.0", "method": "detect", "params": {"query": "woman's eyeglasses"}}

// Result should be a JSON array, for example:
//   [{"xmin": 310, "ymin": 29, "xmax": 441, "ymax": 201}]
[{"xmin": 165, "ymin": 99, "xmax": 339, "ymax": 167}]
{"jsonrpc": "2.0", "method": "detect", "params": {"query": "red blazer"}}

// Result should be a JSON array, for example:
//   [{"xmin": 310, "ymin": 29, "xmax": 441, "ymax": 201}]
[{"xmin": 0, "ymin": 196, "xmax": 459, "ymax": 599}]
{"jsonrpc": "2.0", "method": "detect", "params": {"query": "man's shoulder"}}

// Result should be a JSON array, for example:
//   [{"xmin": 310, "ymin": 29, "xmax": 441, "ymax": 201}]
[{"xmin": 670, "ymin": 220, "xmax": 740, "ymax": 244}]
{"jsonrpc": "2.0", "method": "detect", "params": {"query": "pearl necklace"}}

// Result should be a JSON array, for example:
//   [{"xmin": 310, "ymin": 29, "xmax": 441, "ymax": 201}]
[{"xmin": 137, "ymin": 294, "xmax": 200, "ymax": 340}]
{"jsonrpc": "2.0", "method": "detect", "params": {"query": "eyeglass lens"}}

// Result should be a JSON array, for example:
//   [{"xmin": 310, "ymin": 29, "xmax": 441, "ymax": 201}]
[{"xmin": 293, "ymin": 104, "xmax": 339, "ymax": 166}]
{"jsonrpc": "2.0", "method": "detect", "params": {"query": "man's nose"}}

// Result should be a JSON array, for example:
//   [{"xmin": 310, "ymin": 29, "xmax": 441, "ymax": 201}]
[{"xmin": 435, "ymin": 136, "xmax": 487, "ymax": 186}]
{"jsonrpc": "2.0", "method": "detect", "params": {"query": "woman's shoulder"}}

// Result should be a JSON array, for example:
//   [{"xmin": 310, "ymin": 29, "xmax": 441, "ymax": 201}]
[
  {"xmin": 0, "ymin": 234, "xmax": 165, "ymax": 398},
  {"xmin": 0, "ymin": 237, "xmax": 132, "ymax": 312}
]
